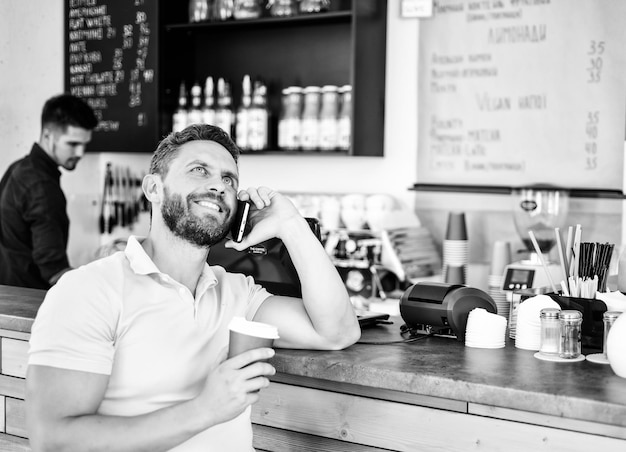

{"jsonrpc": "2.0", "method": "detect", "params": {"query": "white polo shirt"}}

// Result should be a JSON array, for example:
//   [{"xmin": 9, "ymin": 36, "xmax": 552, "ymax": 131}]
[{"xmin": 28, "ymin": 236, "xmax": 271, "ymax": 451}]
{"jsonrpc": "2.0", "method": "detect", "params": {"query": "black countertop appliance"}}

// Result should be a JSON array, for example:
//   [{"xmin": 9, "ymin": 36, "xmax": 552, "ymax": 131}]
[{"xmin": 400, "ymin": 282, "xmax": 497, "ymax": 341}]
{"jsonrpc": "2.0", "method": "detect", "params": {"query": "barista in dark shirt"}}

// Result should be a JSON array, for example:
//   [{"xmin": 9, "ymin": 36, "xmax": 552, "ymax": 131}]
[{"xmin": 0, "ymin": 94, "xmax": 98, "ymax": 289}]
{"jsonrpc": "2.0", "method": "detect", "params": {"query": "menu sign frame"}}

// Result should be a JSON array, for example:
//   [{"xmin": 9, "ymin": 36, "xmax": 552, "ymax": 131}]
[
  {"xmin": 417, "ymin": 0, "xmax": 626, "ymax": 192},
  {"xmin": 64, "ymin": 0, "xmax": 159, "ymax": 152}
]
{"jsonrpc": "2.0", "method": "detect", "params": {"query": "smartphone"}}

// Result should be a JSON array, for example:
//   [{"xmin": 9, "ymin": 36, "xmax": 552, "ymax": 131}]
[{"xmin": 230, "ymin": 200, "xmax": 251, "ymax": 243}]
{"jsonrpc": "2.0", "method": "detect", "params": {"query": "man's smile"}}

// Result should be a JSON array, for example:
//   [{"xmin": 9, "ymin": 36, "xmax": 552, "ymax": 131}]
[{"xmin": 195, "ymin": 200, "xmax": 223, "ymax": 212}]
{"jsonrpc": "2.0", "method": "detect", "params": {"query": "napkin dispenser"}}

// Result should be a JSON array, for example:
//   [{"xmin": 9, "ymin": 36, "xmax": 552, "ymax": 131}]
[{"xmin": 400, "ymin": 282, "xmax": 497, "ymax": 341}]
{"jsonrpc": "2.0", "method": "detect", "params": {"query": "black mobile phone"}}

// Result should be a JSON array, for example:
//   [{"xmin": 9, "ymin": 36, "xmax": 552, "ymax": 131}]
[{"xmin": 230, "ymin": 200, "xmax": 251, "ymax": 243}]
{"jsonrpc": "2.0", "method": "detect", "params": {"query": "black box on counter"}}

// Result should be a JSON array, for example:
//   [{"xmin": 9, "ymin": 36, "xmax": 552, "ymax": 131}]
[{"xmin": 547, "ymin": 293, "xmax": 607, "ymax": 350}]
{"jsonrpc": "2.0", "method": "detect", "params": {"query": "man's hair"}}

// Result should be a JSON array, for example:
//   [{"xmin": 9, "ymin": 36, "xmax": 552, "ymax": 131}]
[
  {"xmin": 41, "ymin": 94, "xmax": 98, "ymax": 131},
  {"xmin": 149, "ymin": 124, "xmax": 240, "ymax": 178}
]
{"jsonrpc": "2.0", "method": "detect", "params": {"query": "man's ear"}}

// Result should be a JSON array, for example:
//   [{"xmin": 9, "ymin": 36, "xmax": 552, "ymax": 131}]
[{"xmin": 142, "ymin": 174, "xmax": 162, "ymax": 203}]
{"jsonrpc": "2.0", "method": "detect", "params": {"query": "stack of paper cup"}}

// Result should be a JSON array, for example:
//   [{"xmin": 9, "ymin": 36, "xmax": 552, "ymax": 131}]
[
  {"xmin": 443, "ymin": 212, "xmax": 468, "ymax": 285},
  {"xmin": 488, "ymin": 240, "xmax": 512, "ymax": 320},
  {"xmin": 465, "ymin": 308, "xmax": 507, "ymax": 348},
  {"xmin": 515, "ymin": 295, "xmax": 560, "ymax": 351}
]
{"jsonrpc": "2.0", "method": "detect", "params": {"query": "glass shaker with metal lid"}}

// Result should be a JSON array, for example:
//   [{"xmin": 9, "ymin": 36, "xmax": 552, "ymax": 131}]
[
  {"xmin": 603, "ymin": 311, "xmax": 622, "ymax": 358},
  {"xmin": 539, "ymin": 308, "xmax": 560, "ymax": 356},
  {"xmin": 559, "ymin": 310, "xmax": 582, "ymax": 359}
]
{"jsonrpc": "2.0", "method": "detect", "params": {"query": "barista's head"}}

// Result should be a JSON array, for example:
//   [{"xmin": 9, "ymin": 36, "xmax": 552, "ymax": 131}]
[
  {"xmin": 149, "ymin": 124, "xmax": 239, "ymax": 178},
  {"xmin": 39, "ymin": 94, "xmax": 99, "ymax": 171}
]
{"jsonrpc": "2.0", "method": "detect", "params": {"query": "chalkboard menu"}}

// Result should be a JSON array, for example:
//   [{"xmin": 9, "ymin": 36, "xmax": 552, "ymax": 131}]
[
  {"xmin": 417, "ymin": 0, "xmax": 626, "ymax": 192},
  {"xmin": 65, "ymin": 0, "xmax": 158, "ymax": 152}
]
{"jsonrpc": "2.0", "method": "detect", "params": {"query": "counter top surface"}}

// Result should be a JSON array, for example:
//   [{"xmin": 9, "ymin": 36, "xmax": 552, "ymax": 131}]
[
  {"xmin": 271, "ymin": 319, "xmax": 626, "ymax": 429},
  {"xmin": 0, "ymin": 285, "xmax": 45, "ymax": 333},
  {"xmin": 1, "ymin": 284, "xmax": 625, "ymax": 429}
]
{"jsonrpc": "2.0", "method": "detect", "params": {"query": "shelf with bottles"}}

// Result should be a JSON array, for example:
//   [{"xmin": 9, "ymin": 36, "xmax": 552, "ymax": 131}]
[
  {"xmin": 171, "ymin": 75, "xmax": 352, "ymax": 154},
  {"xmin": 158, "ymin": 0, "xmax": 386, "ymax": 156},
  {"xmin": 167, "ymin": 10, "xmax": 351, "ymax": 31},
  {"xmin": 177, "ymin": 0, "xmax": 352, "ymax": 31}
]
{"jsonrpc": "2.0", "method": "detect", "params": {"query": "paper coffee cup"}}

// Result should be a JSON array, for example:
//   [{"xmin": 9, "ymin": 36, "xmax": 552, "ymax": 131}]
[
  {"xmin": 227, "ymin": 317, "xmax": 280, "ymax": 359},
  {"xmin": 445, "ymin": 212, "xmax": 467, "ymax": 240}
]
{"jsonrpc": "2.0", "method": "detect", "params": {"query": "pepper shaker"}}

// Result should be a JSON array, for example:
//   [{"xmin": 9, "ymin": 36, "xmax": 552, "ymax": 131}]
[{"xmin": 559, "ymin": 310, "xmax": 582, "ymax": 359}]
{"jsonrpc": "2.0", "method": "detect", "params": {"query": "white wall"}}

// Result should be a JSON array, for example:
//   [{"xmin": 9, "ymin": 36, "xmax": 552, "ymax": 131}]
[
  {"xmin": 0, "ymin": 1, "xmax": 622, "ymax": 284},
  {"xmin": 0, "ymin": 1, "xmax": 421, "ymax": 266}
]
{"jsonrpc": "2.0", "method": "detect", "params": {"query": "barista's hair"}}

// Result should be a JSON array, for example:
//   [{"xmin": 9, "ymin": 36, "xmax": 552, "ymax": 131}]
[
  {"xmin": 41, "ymin": 94, "xmax": 98, "ymax": 132},
  {"xmin": 149, "ymin": 124, "xmax": 239, "ymax": 178}
]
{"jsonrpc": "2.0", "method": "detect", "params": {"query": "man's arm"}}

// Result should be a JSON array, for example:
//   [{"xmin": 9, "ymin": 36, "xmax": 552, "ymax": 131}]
[
  {"xmin": 26, "ymin": 348, "xmax": 275, "ymax": 452},
  {"xmin": 48, "ymin": 267, "xmax": 72, "ymax": 285},
  {"xmin": 28, "ymin": 181, "xmax": 72, "ymax": 283},
  {"xmin": 230, "ymin": 188, "xmax": 361, "ymax": 350}
]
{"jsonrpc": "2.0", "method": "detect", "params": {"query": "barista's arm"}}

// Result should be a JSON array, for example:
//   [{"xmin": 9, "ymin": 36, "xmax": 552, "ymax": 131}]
[
  {"xmin": 28, "ymin": 180, "xmax": 72, "ymax": 283},
  {"xmin": 228, "ymin": 187, "xmax": 360, "ymax": 350},
  {"xmin": 49, "ymin": 267, "xmax": 72, "ymax": 285}
]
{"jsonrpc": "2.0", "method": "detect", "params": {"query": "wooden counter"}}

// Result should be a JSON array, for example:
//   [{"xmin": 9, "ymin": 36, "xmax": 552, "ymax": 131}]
[{"xmin": 0, "ymin": 284, "xmax": 625, "ymax": 451}]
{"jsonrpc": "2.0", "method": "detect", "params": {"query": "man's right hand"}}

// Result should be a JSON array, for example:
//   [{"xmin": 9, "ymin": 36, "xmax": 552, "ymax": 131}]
[{"xmin": 196, "ymin": 347, "xmax": 275, "ymax": 427}]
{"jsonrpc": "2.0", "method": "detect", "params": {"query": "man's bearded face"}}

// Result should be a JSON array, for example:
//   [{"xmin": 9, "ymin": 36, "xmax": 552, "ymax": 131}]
[{"xmin": 161, "ymin": 186, "xmax": 232, "ymax": 247}]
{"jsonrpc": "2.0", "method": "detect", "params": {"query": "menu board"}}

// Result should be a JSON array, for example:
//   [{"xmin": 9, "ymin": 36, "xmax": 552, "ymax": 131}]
[
  {"xmin": 65, "ymin": 0, "xmax": 158, "ymax": 152},
  {"xmin": 417, "ymin": 0, "xmax": 626, "ymax": 191}
]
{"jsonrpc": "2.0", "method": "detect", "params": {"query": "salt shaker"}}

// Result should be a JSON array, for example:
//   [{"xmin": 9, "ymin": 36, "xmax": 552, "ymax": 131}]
[
  {"xmin": 539, "ymin": 308, "xmax": 560, "ymax": 356},
  {"xmin": 559, "ymin": 310, "xmax": 582, "ymax": 359},
  {"xmin": 603, "ymin": 311, "xmax": 622, "ymax": 358}
]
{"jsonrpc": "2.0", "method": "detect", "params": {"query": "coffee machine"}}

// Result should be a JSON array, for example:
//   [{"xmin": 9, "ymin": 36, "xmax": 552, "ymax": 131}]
[{"xmin": 502, "ymin": 186, "xmax": 568, "ymax": 295}]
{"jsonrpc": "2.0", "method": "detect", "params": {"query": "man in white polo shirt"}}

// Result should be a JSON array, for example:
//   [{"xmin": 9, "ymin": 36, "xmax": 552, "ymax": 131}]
[{"xmin": 25, "ymin": 124, "xmax": 361, "ymax": 451}]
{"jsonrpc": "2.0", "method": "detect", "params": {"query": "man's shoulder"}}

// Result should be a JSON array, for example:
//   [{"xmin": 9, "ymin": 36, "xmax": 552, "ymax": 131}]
[
  {"xmin": 210, "ymin": 264, "xmax": 250, "ymax": 283},
  {"xmin": 4, "ymin": 156, "xmax": 57, "ymax": 189},
  {"xmin": 55, "ymin": 252, "xmax": 129, "ymax": 294}
]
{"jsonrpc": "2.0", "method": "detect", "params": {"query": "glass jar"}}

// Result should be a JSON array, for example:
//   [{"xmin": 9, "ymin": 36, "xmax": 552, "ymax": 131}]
[
  {"xmin": 559, "ymin": 310, "xmax": 582, "ymax": 359},
  {"xmin": 603, "ymin": 311, "xmax": 622, "ymax": 358},
  {"xmin": 539, "ymin": 308, "xmax": 561, "ymax": 356},
  {"xmin": 212, "ymin": 0, "xmax": 234, "ymax": 21},
  {"xmin": 233, "ymin": 0, "xmax": 262, "ymax": 19},
  {"xmin": 319, "ymin": 85, "xmax": 339, "ymax": 151},
  {"xmin": 278, "ymin": 86, "xmax": 303, "ymax": 150},
  {"xmin": 300, "ymin": 0, "xmax": 330, "ymax": 14},
  {"xmin": 337, "ymin": 84, "xmax": 352, "ymax": 151},
  {"xmin": 189, "ymin": 0, "xmax": 210, "ymax": 22},
  {"xmin": 301, "ymin": 86, "xmax": 321, "ymax": 151},
  {"xmin": 268, "ymin": 0, "xmax": 298, "ymax": 17}
]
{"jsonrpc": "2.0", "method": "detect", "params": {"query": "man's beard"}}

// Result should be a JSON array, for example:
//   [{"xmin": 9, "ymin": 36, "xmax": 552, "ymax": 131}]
[
  {"xmin": 161, "ymin": 187, "xmax": 231, "ymax": 248},
  {"xmin": 51, "ymin": 142, "xmax": 79, "ymax": 171}
]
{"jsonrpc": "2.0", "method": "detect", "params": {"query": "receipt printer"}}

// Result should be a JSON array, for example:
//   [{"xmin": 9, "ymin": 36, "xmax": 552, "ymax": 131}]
[{"xmin": 400, "ymin": 282, "xmax": 497, "ymax": 341}]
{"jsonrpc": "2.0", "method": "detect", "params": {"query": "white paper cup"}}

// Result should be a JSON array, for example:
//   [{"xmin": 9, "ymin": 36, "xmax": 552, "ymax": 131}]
[{"xmin": 227, "ymin": 317, "xmax": 280, "ymax": 359}]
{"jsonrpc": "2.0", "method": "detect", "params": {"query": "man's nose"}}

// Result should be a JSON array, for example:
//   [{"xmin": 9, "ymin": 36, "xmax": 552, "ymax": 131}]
[
  {"xmin": 206, "ymin": 176, "xmax": 227, "ymax": 193},
  {"xmin": 75, "ymin": 145, "xmax": 86, "ymax": 157}
]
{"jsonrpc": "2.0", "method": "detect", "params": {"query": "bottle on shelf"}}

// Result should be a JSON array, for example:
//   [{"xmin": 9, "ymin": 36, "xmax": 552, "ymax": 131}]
[
  {"xmin": 215, "ymin": 77, "xmax": 234, "ymax": 137},
  {"xmin": 235, "ymin": 74, "xmax": 252, "ymax": 150},
  {"xmin": 278, "ymin": 86, "xmax": 303, "ymax": 151},
  {"xmin": 187, "ymin": 81, "xmax": 203, "ymax": 126},
  {"xmin": 268, "ymin": 0, "xmax": 299, "ymax": 17},
  {"xmin": 189, "ymin": 0, "xmax": 210, "ymax": 22},
  {"xmin": 233, "ymin": 0, "xmax": 263, "ymax": 19},
  {"xmin": 299, "ymin": 0, "xmax": 330, "ymax": 14},
  {"xmin": 202, "ymin": 76, "xmax": 216, "ymax": 126},
  {"xmin": 247, "ymin": 80, "xmax": 269, "ymax": 151},
  {"xmin": 319, "ymin": 85, "xmax": 339, "ymax": 151},
  {"xmin": 301, "ymin": 86, "xmax": 321, "ymax": 151},
  {"xmin": 337, "ymin": 84, "xmax": 352, "ymax": 151},
  {"xmin": 172, "ymin": 81, "xmax": 188, "ymax": 133},
  {"xmin": 212, "ymin": 0, "xmax": 235, "ymax": 21}
]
